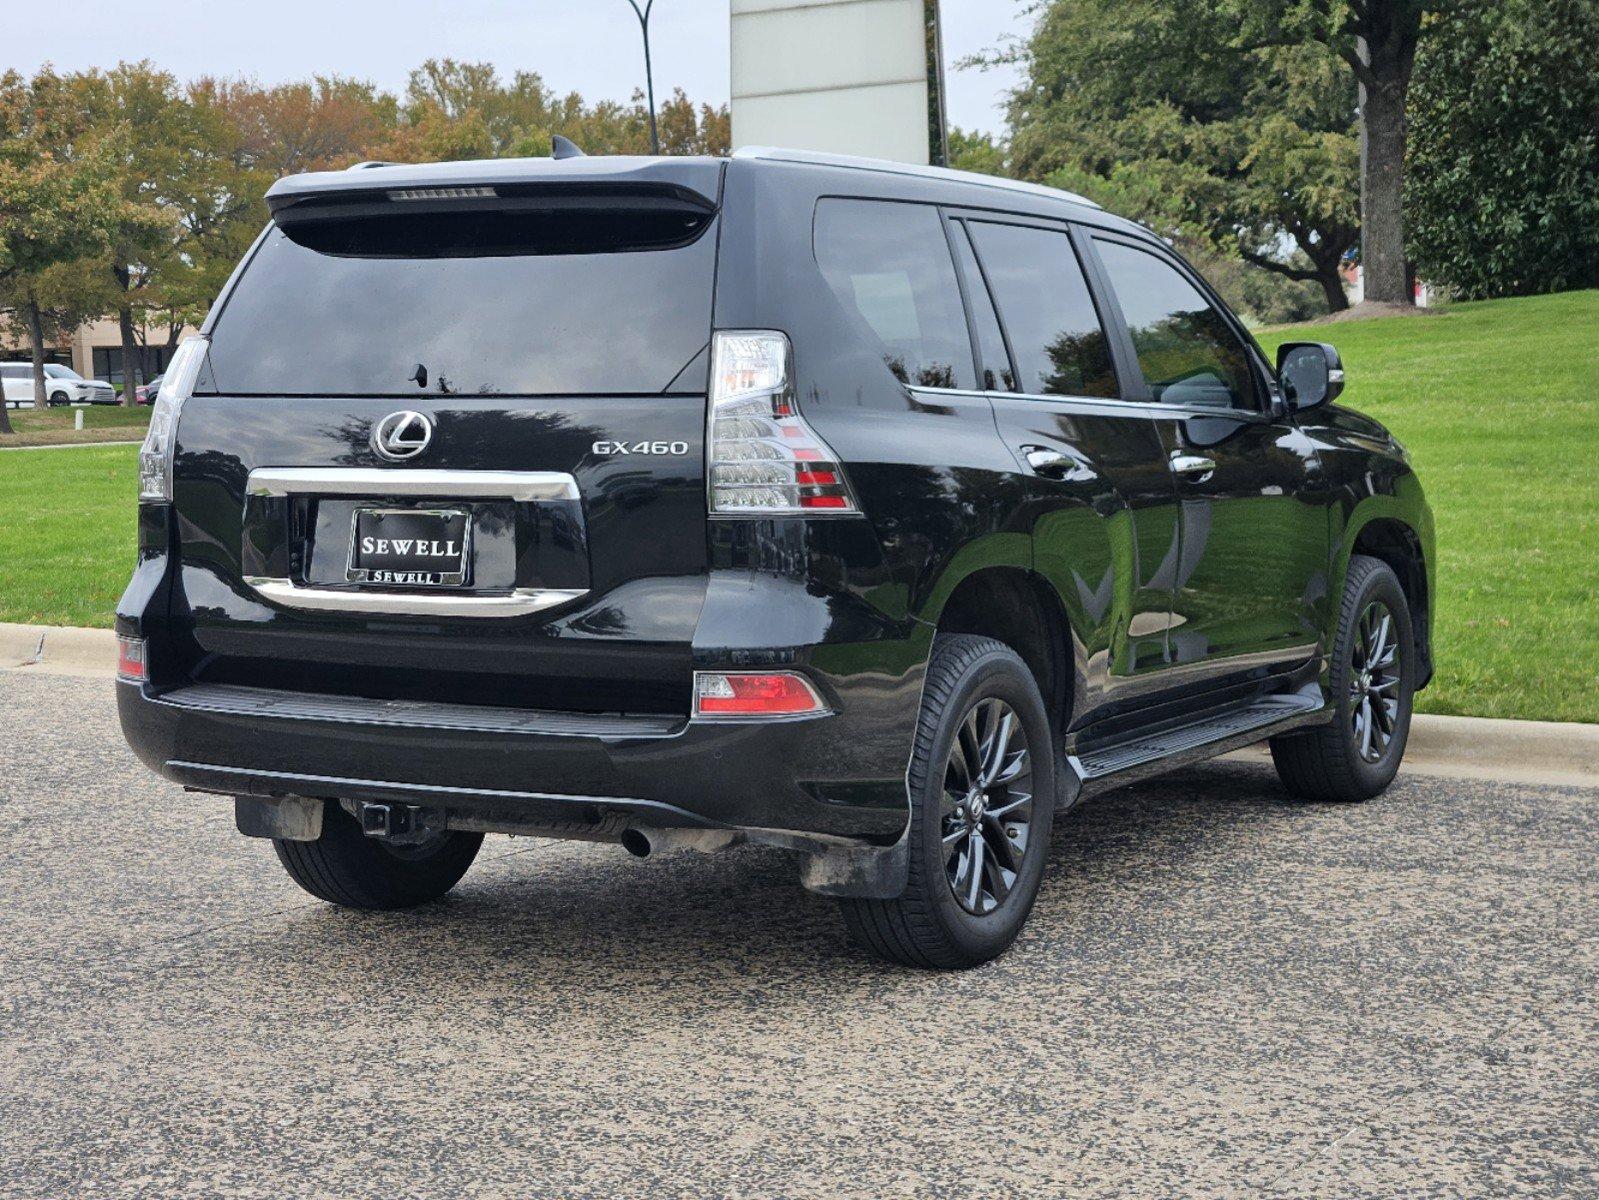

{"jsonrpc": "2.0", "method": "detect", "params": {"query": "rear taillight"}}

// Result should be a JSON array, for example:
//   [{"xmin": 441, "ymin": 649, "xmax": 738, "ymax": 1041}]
[
  {"xmin": 138, "ymin": 335, "xmax": 208, "ymax": 503},
  {"xmin": 707, "ymin": 331, "xmax": 858, "ymax": 515},
  {"xmin": 693, "ymin": 671, "xmax": 826, "ymax": 718},
  {"xmin": 116, "ymin": 636, "xmax": 146, "ymax": 683}
]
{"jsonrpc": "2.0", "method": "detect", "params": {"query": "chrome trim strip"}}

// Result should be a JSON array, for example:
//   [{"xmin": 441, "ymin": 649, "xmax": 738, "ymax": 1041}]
[
  {"xmin": 244, "ymin": 576, "xmax": 584, "ymax": 618},
  {"xmin": 246, "ymin": 467, "xmax": 579, "ymax": 502},
  {"xmin": 912, "ymin": 386, "xmax": 1267, "ymax": 421}
]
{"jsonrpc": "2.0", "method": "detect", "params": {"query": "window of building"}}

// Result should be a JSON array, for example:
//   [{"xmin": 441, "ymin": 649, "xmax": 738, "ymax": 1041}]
[
  {"xmin": 966, "ymin": 221, "xmax": 1117, "ymax": 398},
  {"xmin": 814, "ymin": 199, "xmax": 974, "ymax": 390},
  {"xmin": 93, "ymin": 346, "xmax": 173, "ymax": 389},
  {"xmin": 1093, "ymin": 239, "xmax": 1256, "ymax": 409}
]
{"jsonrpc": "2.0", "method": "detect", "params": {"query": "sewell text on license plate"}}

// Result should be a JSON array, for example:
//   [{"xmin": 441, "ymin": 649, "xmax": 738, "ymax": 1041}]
[{"xmin": 347, "ymin": 507, "xmax": 470, "ymax": 587}]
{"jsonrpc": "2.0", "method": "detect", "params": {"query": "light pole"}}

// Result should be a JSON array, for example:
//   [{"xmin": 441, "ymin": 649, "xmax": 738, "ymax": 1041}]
[{"xmin": 624, "ymin": 0, "xmax": 660, "ymax": 155}]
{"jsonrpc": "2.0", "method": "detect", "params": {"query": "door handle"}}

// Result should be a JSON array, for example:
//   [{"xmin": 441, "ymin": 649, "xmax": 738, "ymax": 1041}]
[
  {"xmin": 1169, "ymin": 453, "xmax": 1217, "ymax": 479},
  {"xmin": 1024, "ymin": 446, "xmax": 1071, "ymax": 477}
]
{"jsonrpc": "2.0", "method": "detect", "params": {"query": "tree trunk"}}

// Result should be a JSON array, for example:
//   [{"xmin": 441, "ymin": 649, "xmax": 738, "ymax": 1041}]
[
  {"xmin": 1316, "ymin": 263, "xmax": 1350, "ymax": 313},
  {"xmin": 118, "ymin": 304, "xmax": 142, "ymax": 406},
  {"xmin": 1356, "ymin": 32, "xmax": 1415, "ymax": 306},
  {"xmin": 25, "ymin": 301, "xmax": 50, "ymax": 410}
]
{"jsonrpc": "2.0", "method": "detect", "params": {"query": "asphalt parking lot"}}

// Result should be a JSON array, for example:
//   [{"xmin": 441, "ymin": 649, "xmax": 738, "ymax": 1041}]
[{"xmin": 1, "ymin": 670, "xmax": 1595, "ymax": 1199}]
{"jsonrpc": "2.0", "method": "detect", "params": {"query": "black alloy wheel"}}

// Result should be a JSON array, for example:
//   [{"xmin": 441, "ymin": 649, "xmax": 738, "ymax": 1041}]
[
  {"xmin": 941, "ymin": 697, "xmax": 1036, "ymax": 916},
  {"xmin": 1270, "ymin": 554, "xmax": 1415, "ymax": 802},
  {"xmin": 1349, "ymin": 599, "xmax": 1402, "ymax": 763},
  {"xmin": 840, "ymin": 634, "xmax": 1056, "ymax": 969}
]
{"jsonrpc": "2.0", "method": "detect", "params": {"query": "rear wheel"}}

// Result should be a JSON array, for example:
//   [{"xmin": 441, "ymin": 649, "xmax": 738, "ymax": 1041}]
[
  {"xmin": 273, "ymin": 802, "xmax": 483, "ymax": 909},
  {"xmin": 840, "ymin": 634, "xmax": 1056, "ymax": 969},
  {"xmin": 1270, "ymin": 554, "xmax": 1415, "ymax": 801}
]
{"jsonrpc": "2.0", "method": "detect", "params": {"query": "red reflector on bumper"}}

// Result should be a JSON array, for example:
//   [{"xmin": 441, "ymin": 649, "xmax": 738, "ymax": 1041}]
[{"xmin": 693, "ymin": 671, "xmax": 825, "ymax": 718}]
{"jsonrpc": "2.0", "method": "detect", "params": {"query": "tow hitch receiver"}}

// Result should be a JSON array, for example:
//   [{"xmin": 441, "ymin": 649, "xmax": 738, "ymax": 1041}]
[{"xmin": 357, "ymin": 801, "xmax": 440, "ymax": 845}]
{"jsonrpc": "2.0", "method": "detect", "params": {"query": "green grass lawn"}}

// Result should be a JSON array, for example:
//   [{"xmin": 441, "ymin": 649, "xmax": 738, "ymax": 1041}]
[
  {"xmin": 1, "ymin": 290, "xmax": 1595, "ymax": 721},
  {"xmin": 0, "ymin": 445, "xmax": 140, "ymax": 628},
  {"xmin": 0, "ymin": 404, "xmax": 151, "ymax": 447},
  {"xmin": 1261, "ymin": 289, "xmax": 1599, "ymax": 723}
]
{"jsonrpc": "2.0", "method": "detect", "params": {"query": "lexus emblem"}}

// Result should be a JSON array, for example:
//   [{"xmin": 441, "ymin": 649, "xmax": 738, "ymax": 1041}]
[{"xmin": 372, "ymin": 410, "xmax": 433, "ymax": 461}]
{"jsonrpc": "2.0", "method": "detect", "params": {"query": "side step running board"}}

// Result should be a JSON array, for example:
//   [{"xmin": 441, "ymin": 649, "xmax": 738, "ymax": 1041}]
[{"xmin": 1067, "ymin": 693, "xmax": 1327, "ymax": 796}]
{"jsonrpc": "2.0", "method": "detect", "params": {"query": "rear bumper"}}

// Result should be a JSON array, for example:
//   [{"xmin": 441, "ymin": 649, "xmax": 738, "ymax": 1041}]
[{"xmin": 117, "ymin": 672, "xmax": 918, "ymax": 843}]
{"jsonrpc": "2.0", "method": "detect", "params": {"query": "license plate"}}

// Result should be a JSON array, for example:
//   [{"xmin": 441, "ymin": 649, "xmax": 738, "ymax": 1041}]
[{"xmin": 347, "ymin": 508, "xmax": 470, "ymax": 587}]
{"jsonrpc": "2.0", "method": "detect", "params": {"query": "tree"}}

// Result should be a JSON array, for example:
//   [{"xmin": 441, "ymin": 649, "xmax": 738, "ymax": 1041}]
[
  {"xmin": 375, "ymin": 60, "xmax": 729, "ymax": 162},
  {"xmin": 1229, "ymin": 0, "xmax": 1437, "ymax": 306},
  {"xmin": 59, "ymin": 63, "xmax": 183, "ymax": 401},
  {"xmin": 201, "ymin": 76, "xmax": 398, "ymax": 177},
  {"xmin": 946, "ymin": 127, "xmax": 1005, "ymax": 176},
  {"xmin": 995, "ymin": 0, "xmax": 1359, "ymax": 311},
  {"xmin": 0, "ymin": 70, "xmax": 123, "ymax": 431},
  {"xmin": 1407, "ymin": 0, "xmax": 1599, "ymax": 298}
]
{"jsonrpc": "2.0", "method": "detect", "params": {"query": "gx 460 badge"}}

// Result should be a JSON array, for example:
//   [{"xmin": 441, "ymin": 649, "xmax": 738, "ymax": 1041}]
[{"xmin": 592, "ymin": 440, "xmax": 691, "ymax": 456}]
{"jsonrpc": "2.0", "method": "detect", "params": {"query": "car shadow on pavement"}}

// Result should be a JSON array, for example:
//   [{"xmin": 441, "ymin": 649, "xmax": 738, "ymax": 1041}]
[{"xmin": 254, "ymin": 759, "xmax": 1311, "ymax": 993}]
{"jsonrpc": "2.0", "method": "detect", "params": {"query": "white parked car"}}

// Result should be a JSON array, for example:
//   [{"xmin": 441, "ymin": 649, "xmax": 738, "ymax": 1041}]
[{"xmin": 2, "ymin": 362, "xmax": 117, "ymax": 407}]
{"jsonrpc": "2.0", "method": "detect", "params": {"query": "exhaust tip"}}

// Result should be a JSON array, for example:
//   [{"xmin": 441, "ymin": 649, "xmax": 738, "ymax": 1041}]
[{"xmin": 620, "ymin": 829, "xmax": 652, "ymax": 858}]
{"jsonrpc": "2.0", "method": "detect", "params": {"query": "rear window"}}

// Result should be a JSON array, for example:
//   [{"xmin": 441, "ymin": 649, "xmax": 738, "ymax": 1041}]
[
  {"xmin": 814, "ymin": 199, "xmax": 974, "ymax": 390},
  {"xmin": 204, "ymin": 207, "xmax": 718, "ymax": 397},
  {"xmin": 966, "ymin": 221, "xmax": 1118, "ymax": 399}
]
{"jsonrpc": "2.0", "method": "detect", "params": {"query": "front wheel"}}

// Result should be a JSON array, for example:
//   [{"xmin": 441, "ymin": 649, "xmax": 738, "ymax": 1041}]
[
  {"xmin": 49, "ymin": 391, "xmax": 69, "ymax": 407},
  {"xmin": 1270, "ymin": 554, "xmax": 1416, "ymax": 801},
  {"xmin": 273, "ymin": 801, "xmax": 483, "ymax": 909},
  {"xmin": 840, "ymin": 634, "xmax": 1056, "ymax": 969}
]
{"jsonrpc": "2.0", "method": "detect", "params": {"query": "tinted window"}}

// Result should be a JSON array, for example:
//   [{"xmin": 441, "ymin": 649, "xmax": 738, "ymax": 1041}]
[
  {"xmin": 204, "ymin": 217, "xmax": 718, "ymax": 396},
  {"xmin": 966, "ymin": 222, "xmax": 1117, "ymax": 398},
  {"xmin": 815, "ymin": 199, "xmax": 973, "ymax": 390},
  {"xmin": 1094, "ymin": 240, "xmax": 1255, "ymax": 409},
  {"xmin": 951, "ymin": 223, "xmax": 1016, "ymax": 391},
  {"xmin": 1, "ymin": 366, "xmax": 25, "ymax": 380}
]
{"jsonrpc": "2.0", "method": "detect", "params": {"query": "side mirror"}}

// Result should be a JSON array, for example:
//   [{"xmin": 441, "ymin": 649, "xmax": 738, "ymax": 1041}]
[{"xmin": 1276, "ymin": 341, "xmax": 1344, "ymax": 410}]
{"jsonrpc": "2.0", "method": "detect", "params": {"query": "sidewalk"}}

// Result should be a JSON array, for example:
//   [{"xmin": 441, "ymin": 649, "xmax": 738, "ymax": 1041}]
[{"xmin": 5, "ymin": 621, "xmax": 1596, "ymax": 789}]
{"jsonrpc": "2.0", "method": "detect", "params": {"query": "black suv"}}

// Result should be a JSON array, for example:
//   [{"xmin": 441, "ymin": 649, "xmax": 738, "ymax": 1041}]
[{"xmin": 117, "ymin": 147, "xmax": 1434, "ymax": 968}]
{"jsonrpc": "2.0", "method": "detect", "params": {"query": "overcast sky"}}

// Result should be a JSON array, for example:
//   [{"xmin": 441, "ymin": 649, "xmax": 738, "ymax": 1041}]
[{"xmin": 6, "ymin": 1, "xmax": 1031, "ymax": 136}]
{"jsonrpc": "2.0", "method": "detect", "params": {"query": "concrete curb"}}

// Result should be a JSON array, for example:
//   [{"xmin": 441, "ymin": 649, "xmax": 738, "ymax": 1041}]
[
  {"xmin": 3, "ymin": 621, "xmax": 1596, "ymax": 789},
  {"xmin": 1, "ymin": 622, "xmax": 120, "ymax": 676}
]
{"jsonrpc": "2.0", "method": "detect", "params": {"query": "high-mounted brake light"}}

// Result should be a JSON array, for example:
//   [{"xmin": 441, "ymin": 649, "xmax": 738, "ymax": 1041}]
[
  {"xmin": 138, "ymin": 335, "xmax": 208, "ymax": 503},
  {"xmin": 116, "ymin": 636, "xmax": 147, "ymax": 683},
  {"xmin": 707, "ymin": 331, "xmax": 858, "ymax": 515},
  {"xmin": 388, "ymin": 186, "xmax": 497, "ymax": 202},
  {"xmin": 693, "ymin": 671, "xmax": 826, "ymax": 719}
]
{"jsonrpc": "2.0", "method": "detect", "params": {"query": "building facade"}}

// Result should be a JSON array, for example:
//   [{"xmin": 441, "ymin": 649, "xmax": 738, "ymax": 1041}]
[{"xmin": 1, "ymin": 316, "xmax": 199, "ymax": 391}]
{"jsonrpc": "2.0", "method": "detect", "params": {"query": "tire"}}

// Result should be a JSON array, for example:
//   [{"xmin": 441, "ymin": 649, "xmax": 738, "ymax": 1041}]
[
  {"xmin": 49, "ymin": 391, "xmax": 69, "ymax": 407},
  {"xmin": 1270, "ymin": 554, "xmax": 1416, "ymax": 801},
  {"xmin": 273, "ymin": 801, "xmax": 483, "ymax": 910},
  {"xmin": 840, "ymin": 634, "xmax": 1056, "ymax": 969}
]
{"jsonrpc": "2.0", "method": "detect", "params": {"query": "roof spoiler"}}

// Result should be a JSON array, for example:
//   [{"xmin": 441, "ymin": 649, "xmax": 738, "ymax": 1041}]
[{"xmin": 266, "ymin": 155, "xmax": 723, "ymax": 224}]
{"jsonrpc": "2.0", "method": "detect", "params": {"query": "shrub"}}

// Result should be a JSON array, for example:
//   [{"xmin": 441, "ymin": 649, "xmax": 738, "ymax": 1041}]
[{"xmin": 1408, "ymin": 0, "xmax": 1599, "ymax": 299}]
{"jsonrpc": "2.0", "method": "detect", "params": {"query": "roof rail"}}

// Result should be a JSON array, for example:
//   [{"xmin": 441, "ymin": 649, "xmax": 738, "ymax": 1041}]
[{"xmin": 731, "ymin": 146, "xmax": 1100, "ymax": 210}]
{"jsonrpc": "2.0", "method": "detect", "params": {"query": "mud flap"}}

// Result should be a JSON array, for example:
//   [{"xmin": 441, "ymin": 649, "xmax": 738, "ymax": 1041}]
[
  {"xmin": 235, "ymin": 795, "xmax": 324, "ymax": 842},
  {"xmin": 795, "ymin": 823, "xmax": 910, "ymax": 899}
]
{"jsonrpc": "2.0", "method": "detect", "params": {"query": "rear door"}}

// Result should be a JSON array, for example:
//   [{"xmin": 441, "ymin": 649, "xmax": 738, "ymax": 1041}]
[
  {"xmin": 949, "ymin": 214, "xmax": 1181, "ymax": 718},
  {"xmin": 170, "ymin": 167, "xmax": 723, "ymax": 715}
]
